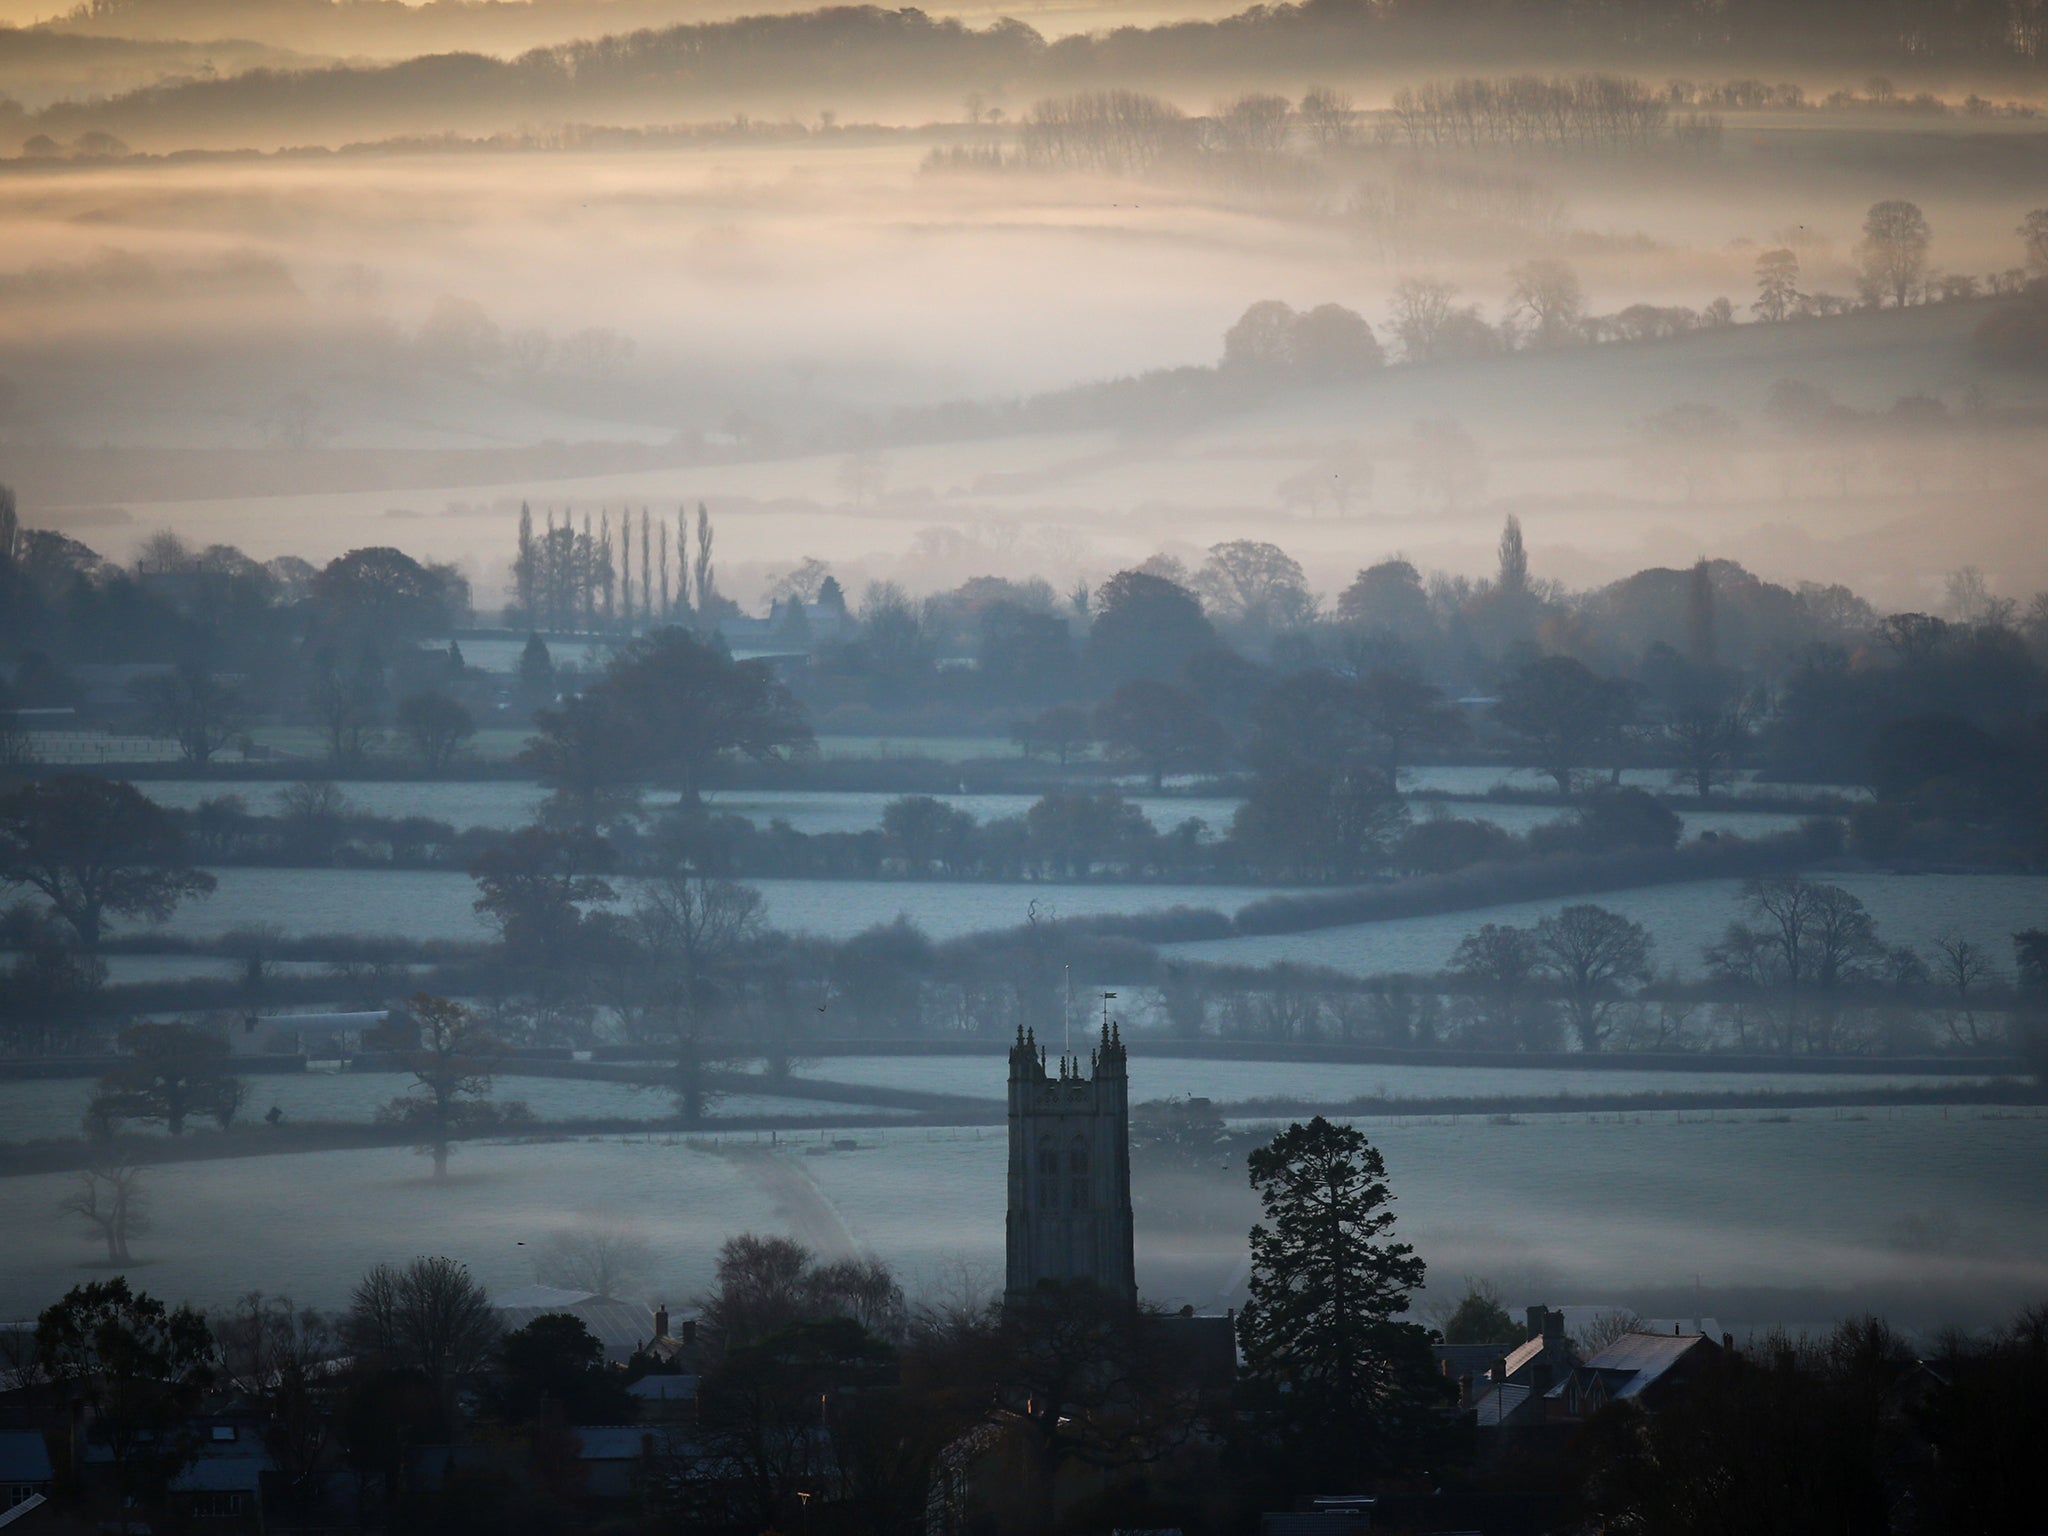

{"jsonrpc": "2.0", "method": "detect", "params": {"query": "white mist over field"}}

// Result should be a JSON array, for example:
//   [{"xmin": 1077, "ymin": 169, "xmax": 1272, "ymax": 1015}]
[{"xmin": 5, "ymin": 120, "xmax": 2048, "ymax": 609}]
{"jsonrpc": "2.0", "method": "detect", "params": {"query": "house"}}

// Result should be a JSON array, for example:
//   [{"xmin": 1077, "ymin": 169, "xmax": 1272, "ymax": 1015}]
[
  {"xmin": 629, "ymin": 1305, "xmax": 707, "ymax": 1375},
  {"xmin": 1547, "ymin": 1329, "xmax": 1724, "ymax": 1421},
  {"xmin": 1496, "ymin": 1307, "xmax": 1575, "ymax": 1394},
  {"xmin": 0, "ymin": 1434, "xmax": 53, "ymax": 1513},
  {"xmin": 79, "ymin": 1419, "xmax": 272, "ymax": 1533},
  {"xmin": 1435, "ymin": 1306, "xmax": 1580, "ymax": 1432},
  {"xmin": 167, "ymin": 1424, "xmax": 270, "ymax": 1531}
]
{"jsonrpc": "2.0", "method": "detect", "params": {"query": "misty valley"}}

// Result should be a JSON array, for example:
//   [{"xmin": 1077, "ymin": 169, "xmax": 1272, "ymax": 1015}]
[{"xmin": 4, "ymin": 0, "xmax": 2048, "ymax": 1530}]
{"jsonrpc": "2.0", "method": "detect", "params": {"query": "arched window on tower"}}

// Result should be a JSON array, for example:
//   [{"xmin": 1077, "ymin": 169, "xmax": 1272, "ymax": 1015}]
[{"xmin": 1069, "ymin": 1141, "xmax": 1089, "ymax": 1209}]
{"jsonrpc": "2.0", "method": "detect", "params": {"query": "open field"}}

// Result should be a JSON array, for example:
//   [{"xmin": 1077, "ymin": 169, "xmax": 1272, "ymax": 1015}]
[
  {"xmin": 5, "ymin": 1107, "xmax": 2044, "ymax": 1334},
  {"xmin": 1167, "ymin": 871, "xmax": 2048, "ymax": 976},
  {"xmin": 128, "ymin": 868, "xmax": 1316, "ymax": 943},
  {"xmin": 10, "ymin": 127, "xmax": 2048, "ymax": 610},
  {"xmin": 790, "ymin": 1055, "xmax": 2019, "ymax": 1106},
  {"xmin": 103, "ymin": 864, "xmax": 2043, "ymax": 973}
]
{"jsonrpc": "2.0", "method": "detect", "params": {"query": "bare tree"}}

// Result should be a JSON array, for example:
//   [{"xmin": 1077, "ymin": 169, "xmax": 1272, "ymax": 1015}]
[
  {"xmin": 1933, "ymin": 929, "xmax": 2002, "ymax": 1047},
  {"xmin": 344, "ymin": 1255, "xmax": 500, "ymax": 1408},
  {"xmin": 836, "ymin": 450, "xmax": 887, "ymax": 510},
  {"xmin": 61, "ymin": 1163, "xmax": 149, "ymax": 1264},
  {"xmin": 132, "ymin": 529, "xmax": 195, "ymax": 576},
  {"xmin": 1209, "ymin": 93, "xmax": 1291, "ymax": 155},
  {"xmin": 1858, "ymin": 200, "xmax": 1931, "ymax": 308},
  {"xmin": 1406, "ymin": 418, "xmax": 1488, "ymax": 511},
  {"xmin": 533, "ymin": 1220, "xmax": 656, "ymax": 1299},
  {"xmin": 212, "ymin": 1294, "xmax": 338, "ymax": 1514},
  {"xmin": 628, "ymin": 874, "xmax": 765, "ymax": 1124},
  {"xmin": 1573, "ymin": 1308, "xmax": 1642, "ymax": 1355},
  {"xmin": 1753, "ymin": 247, "xmax": 1803, "ymax": 321},
  {"xmin": 1505, "ymin": 258, "xmax": 1584, "ymax": 347},
  {"xmin": 1534, "ymin": 905, "xmax": 1654, "ymax": 1051},
  {"xmin": 1388, "ymin": 277, "xmax": 1459, "ymax": 361},
  {"xmin": 1942, "ymin": 567, "xmax": 2016, "ymax": 628},
  {"xmin": 2019, "ymin": 208, "xmax": 2048, "ymax": 277},
  {"xmin": 393, "ymin": 690, "xmax": 475, "ymax": 774},
  {"xmin": 130, "ymin": 663, "xmax": 247, "ymax": 767},
  {"xmin": 1297, "ymin": 87, "xmax": 1355, "ymax": 148},
  {"xmin": 374, "ymin": 994, "xmax": 518, "ymax": 1177}
]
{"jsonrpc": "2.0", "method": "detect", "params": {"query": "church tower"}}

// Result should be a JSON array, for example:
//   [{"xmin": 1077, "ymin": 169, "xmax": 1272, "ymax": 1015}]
[{"xmin": 1004, "ymin": 1017, "xmax": 1136, "ymax": 1308}]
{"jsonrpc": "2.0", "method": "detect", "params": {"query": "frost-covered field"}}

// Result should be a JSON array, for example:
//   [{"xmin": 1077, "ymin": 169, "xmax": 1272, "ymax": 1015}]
[
  {"xmin": 0, "ymin": 1074, "xmax": 884, "ymax": 1145},
  {"xmin": 6, "ymin": 1109, "xmax": 2045, "ymax": 1331},
  {"xmin": 1170, "ymin": 873, "xmax": 2048, "ymax": 978},
  {"xmin": 793, "ymin": 1055, "xmax": 2010, "ymax": 1106},
  {"xmin": 139, "ymin": 870, "xmax": 1316, "ymax": 943}
]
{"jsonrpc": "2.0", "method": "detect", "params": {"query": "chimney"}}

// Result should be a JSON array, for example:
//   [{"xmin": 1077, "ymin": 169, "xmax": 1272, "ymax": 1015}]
[
  {"xmin": 654, "ymin": 1306, "xmax": 670, "ymax": 1339},
  {"xmin": 1722, "ymin": 1332, "xmax": 1734, "ymax": 1352},
  {"xmin": 1492, "ymin": 1355, "xmax": 1510, "ymax": 1385},
  {"xmin": 1543, "ymin": 1307, "xmax": 1564, "ymax": 1343},
  {"xmin": 1526, "ymin": 1305, "xmax": 1546, "ymax": 1340},
  {"xmin": 682, "ymin": 1318, "xmax": 697, "ymax": 1346}
]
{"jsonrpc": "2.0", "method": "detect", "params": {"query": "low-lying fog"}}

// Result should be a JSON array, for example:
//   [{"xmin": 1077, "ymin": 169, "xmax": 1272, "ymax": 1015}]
[
  {"xmin": 5, "ymin": 1112, "xmax": 2044, "ymax": 1338},
  {"xmin": 6, "ymin": 116, "xmax": 2048, "ymax": 607}
]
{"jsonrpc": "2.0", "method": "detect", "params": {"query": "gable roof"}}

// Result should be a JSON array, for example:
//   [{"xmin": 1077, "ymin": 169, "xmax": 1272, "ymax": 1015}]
[
  {"xmin": 1501, "ymin": 1335, "xmax": 1551, "ymax": 1378},
  {"xmin": 1549, "ymin": 1331, "xmax": 1716, "ymax": 1401},
  {"xmin": 0, "ymin": 1432, "xmax": 52, "ymax": 1484},
  {"xmin": 1470, "ymin": 1382, "xmax": 1532, "ymax": 1426}
]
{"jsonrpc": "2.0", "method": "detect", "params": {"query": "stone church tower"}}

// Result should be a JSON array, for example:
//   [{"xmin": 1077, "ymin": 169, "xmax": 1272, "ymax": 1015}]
[{"xmin": 1004, "ymin": 1018, "xmax": 1136, "ymax": 1308}]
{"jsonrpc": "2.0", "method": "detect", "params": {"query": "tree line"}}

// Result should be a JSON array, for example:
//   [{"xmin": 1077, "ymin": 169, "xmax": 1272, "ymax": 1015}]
[{"xmin": 32, "ymin": 0, "xmax": 2048, "ymax": 149}]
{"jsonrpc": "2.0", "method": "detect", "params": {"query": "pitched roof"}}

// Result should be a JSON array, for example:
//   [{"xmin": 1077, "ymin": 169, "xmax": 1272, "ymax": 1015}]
[
  {"xmin": 0, "ymin": 1432, "xmax": 52, "ymax": 1484},
  {"xmin": 1501, "ymin": 1335, "xmax": 1550, "ymax": 1378},
  {"xmin": 1548, "ymin": 1331, "xmax": 1715, "ymax": 1401},
  {"xmin": 627, "ymin": 1375, "xmax": 698, "ymax": 1401},
  {"xmin": 1470, "ymin": 1382, "xmax": 1532, "ymax": 1427}
]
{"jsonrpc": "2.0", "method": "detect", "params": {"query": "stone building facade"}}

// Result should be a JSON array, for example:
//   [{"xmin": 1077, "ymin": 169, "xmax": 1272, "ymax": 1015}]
[{"xmin": 1004, "ymin": 1020, "xmax": 1136, "ymax": 1307}]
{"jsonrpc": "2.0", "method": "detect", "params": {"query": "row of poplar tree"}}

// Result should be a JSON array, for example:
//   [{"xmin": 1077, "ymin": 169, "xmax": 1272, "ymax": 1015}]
[{"xmin": 508, "ymin": 500, "xmax": 724, "ymax": 634}]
